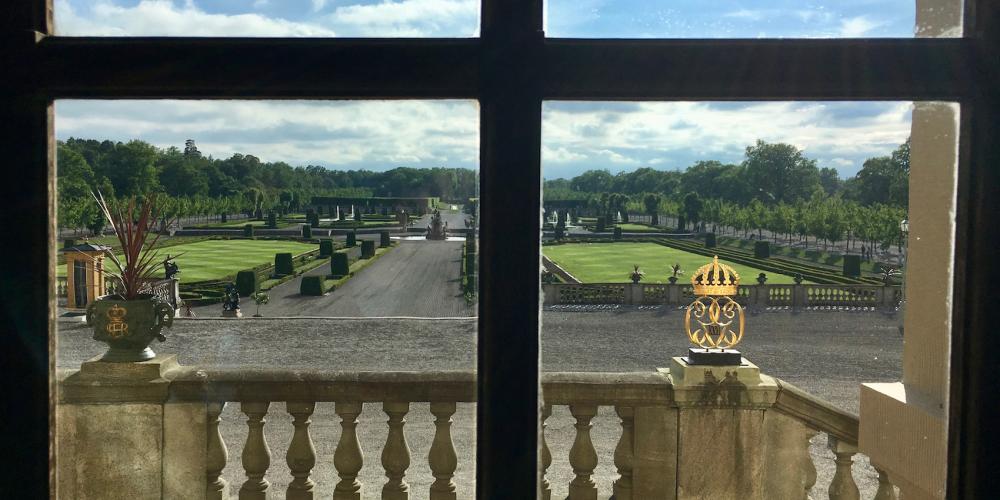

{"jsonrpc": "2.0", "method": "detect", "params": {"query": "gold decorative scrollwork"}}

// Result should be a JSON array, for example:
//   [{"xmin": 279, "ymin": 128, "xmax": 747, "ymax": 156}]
[{"xmin": 684, "ymin": 296, "xmax": 744, "ymax": 349}]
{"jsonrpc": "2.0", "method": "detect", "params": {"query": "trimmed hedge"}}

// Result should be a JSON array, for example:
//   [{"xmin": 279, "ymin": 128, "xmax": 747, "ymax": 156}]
[
  {"xmin": 705, "ymin": 232, "xmax": 717, "ymax": 248},
  {"xmin": 354, "ymin": 210, "xmax": 362, "ymax": 222},
  {"xmin": 754, "ymin": 241, "xmax": 770, "ymax": 259},
  {"xmin": 677, "ymin": 215, "xmax": 686, "ymax": 231},
  {"xmin": 554, "ymin": 226, "xmax": 565, "ymax": 240},
  {"xmin": 274, "ymin": 253, "xmax": 294, "ymax": 276},
  {"xmin": 596, "ymin": 216, "xmax": 607, "ymax": 232},
  {"xmin": 244, "ymin": 224, "xmax": 254, "ymax": 237},
  {"xmin": 380, "ymin": 230, "xmax": 391, "ymax": 248},
  {"xmin": 613, "ymin": 226, "xmax": 623, "ymax": 240},
  {"xmin": 235, "ymin": 270, "xmax": 258, "ymax": 296},
  {"xmin": 319, "ymin": 239, "xmax": 333, "ymax": 256},
  {"xmin": 651, "ymin": 237, "xmax": 879, "ymax": 285},
  {"xmin": 330, "ymin": 252, "xmax": 350, "ymax": 277},
  {"xmin": 300, "ymin": 275, "xmax": 325, "ymax": 296},
  {"xmin": 843, "ymin": 254, "xmax": 862, "ymax": 277},
  {"xmin": 361, "ymin": 240, "xmax": 375, "ymax": 259},
  {"xmin": 267, "ymin": 211, "xmax": 277, "ymax": 228},
  {"xmin": 301, "ymin": 224, "xmax": 312, "ymax": 239},
  {"xmin": 346, "ymin": 231, "xmax": 357, "ymax": 247}
]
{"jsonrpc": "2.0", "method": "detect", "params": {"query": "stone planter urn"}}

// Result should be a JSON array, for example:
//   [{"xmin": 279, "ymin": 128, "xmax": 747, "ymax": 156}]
[
  {"xmin": 668, "ymin": 276, "xmax": 678, "ymax": 284},
  {"xmin": 86, "ymin": 294, "xmax": 173, "ymax": 362}
]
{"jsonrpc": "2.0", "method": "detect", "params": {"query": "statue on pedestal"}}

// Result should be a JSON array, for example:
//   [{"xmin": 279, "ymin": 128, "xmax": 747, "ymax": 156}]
[
  {"xmin": 222, "ymin": 283, "xmax": 242, "ymax": 318},
  {"xmin": 163, "ymin": 255, "xmax": 180, "ymax": 280}
]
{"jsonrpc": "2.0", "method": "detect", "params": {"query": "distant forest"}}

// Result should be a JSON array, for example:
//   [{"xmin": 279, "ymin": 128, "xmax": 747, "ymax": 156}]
[
  {"xmin": 58, "ymin": 137, "xmax": 908, "ymax": 242},
  {"xmin": 57, "ymin": 138, "xmax": 477, "ymax": 231}
]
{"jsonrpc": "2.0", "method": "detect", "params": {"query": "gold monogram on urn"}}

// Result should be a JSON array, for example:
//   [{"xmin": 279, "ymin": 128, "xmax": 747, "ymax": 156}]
[
  {"xmin": 105, "ymin": 304, "xmax": 129, "ymax": 339},
  {"xmin": 684, "ymin": 256, "xmax": 745, "ymax": 350}
]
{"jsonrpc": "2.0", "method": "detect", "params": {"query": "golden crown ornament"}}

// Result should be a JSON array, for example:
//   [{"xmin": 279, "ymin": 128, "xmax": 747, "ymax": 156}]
[{"xmin": 684, "ymin": 256, "xmax": 746, "ymax": 353}]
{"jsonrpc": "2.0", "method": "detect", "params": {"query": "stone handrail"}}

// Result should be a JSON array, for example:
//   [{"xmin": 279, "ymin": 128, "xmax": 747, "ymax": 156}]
[
  {"xmin": 56, "ymin": 364, "xmax": 895, "ymax": 499},
  {"xmin": 544, "ymin": 282, "xmax": 901, "ymax": 311}
]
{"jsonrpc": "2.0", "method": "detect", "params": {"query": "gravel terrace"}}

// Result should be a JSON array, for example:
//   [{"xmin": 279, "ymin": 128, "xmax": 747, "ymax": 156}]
[{"xmin": 57, "ymin": 309, "xmax": 902, "ymax": 499}]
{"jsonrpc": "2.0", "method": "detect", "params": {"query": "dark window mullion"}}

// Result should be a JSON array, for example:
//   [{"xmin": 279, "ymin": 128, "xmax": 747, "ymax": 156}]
[
  {"xmin": 543, "ymin": 38, "xmax": 973, "ymax": 100},
  {"xmin": 478, "ymin": 0, "xmax": 544, "ymax": 498}
]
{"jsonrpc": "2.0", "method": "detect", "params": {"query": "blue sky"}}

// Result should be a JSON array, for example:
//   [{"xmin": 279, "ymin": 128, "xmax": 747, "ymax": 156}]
[
  {"xmin": 54, "ymin": 1, "xmax": 919, "ymax": 180},
  {"xmin": 56, "ymin": 0, "xmax": 916, "ymax": 38}
]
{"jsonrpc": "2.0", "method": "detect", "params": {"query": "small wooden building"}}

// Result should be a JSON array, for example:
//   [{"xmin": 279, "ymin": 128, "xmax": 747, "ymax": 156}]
[{"xmin": 60, "ymin": 242, "xmax": 112, "ymax": 311}]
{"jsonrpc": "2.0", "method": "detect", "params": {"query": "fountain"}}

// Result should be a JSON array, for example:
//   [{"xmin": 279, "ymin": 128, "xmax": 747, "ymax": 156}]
[{"xmin": 426, "ymin": 209, "xmax": 448, "ymax": 240}]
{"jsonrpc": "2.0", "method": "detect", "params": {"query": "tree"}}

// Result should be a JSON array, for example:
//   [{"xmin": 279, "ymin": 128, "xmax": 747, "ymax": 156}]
[
  {"xmin": 682, "ymin": 192, "xmax": 703, "ymax": 230},
  {"xmin": 643, "ymin": 193, "xmax": 661, "ymax": 225},
  {"xmin": 819, "ymin": 167, "xmax": 842, "ymax": 195},
  {"xmin": 742, "ymin": 140, "xmax": 821, "ymax": 203}
]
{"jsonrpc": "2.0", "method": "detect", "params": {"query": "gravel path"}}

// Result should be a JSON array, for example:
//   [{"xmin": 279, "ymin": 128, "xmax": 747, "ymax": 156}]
[
  {"xmin": 188, "ymin": 240, "xmax": 471, "ymax": 318},
  {"xmin": 57, "ymin": 310, "xmax": 902, "ymax": 499}
]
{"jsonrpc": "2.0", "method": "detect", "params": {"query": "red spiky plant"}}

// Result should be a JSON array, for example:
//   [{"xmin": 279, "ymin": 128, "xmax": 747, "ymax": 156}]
[{"xmin": 92, "ymin": 191, "xmax": 172, "ymax": 300}]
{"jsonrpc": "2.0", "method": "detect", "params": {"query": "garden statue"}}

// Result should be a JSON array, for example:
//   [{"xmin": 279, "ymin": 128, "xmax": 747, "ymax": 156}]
[
  {"xmin": 163, "ymin": 254, "xmax": 180, "ymax": 280},
  {"xmin": 756, "ymin": 272, "xmax": 767, "ymax": 284},
  {"xmin": 426, "ymin": 209, "xmax": 448, "ymax": 240},
  {"xmin": 222, "ymin": 283, "xmax": 242, "ymax": 318}
]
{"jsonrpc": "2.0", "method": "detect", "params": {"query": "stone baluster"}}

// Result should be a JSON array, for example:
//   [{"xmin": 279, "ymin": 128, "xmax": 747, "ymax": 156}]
[
  {"xmin": 333, "ymin": 402, "xmax": 364, "ymax": 500},
  {"xmin": 873, "ymin": 467, "xmax": 898, "ymax": 500},
  {"xmin": 541, "ymin": 404, "xmax": 553, "ymax": 500},
  {"xmin": 239, "ymin": 401, "xmax": 272, "ymax": 500},
  {"xmin": 286, "ymin": 402, "xmax": 317, "ymax": 500},
  {"xmin": 612, "ymin": 406, "xmax": 635, "ymax": 500},
  {"xmin": 827, "ymin": 437, "xmax": 860, "ymax": 500},
  {"xmin": 568, "ymin": 404, "xmax": 599, "ymax": 500},
  {"xmin": 206, "ymin": 402, "xmax": 229, "ymax": 500},
  {"xmin": 428, "ymin": 402, "xmax": 458, "ymax": 500},
  {"xmin": 382, "ymin": 401, "xmax": 411, "ymax": 500}
]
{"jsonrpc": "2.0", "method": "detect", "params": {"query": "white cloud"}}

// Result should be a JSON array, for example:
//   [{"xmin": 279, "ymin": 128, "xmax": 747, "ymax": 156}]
[
  {"xmin": 723, "ymin": 9, "xmax": 766, "ymax": 21},
  {"xmin": 252, "ymin": 0, "xmax": 270, "ymax": 9},
  {"xmin": 542, "ymin": 101, "xmax": 912, "ymax": 177},
  {"xmin": 329, "ymin": 0, "xmax": 478, "ymax": 37},
  {"xmin": 56, "ymin": 0, "xmax": 337, "ymax": 36},
  {"xmin": 839, "ymin": 16, "xmax": 883, "ymax": 37},
  {"xmin": 543, "ymin": 146, "xmax": 587, "ymax": 163},
  {"xmin": 55, "ymin": 100, "xmax": 480, "ymax": 170}
]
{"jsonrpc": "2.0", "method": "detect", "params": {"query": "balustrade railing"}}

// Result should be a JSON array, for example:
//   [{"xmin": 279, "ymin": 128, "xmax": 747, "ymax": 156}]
[
  {"xmin": 544, "ymin": 283, "xmax": 901, "ymax": 311},
  {"xmin": 52, "ymin": 367, "xmax": 899, "ymax": 499}
]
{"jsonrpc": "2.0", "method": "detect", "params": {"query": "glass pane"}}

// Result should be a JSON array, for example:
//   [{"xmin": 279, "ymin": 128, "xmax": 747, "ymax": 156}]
[
  {"xmin": 545, "ymin": 0, "xmax": 962, "ymax": 38},
  {"xmin": 54, "ymin": 99, "xmax": 479, "ymax": 497},
  {"xmin": 541, "ymin": 100, "xmax": 953, "ymax": 498},
  {"xmin": 55, "ymin": 0, "xmax": 480, "ymax": 37}
]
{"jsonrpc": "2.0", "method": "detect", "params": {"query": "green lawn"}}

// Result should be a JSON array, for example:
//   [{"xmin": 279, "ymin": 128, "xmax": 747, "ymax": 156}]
[
  {"xmin": 544, "ymin": 241, "xmax": 805, "ymax": 284},
  {"xmin": 58, "ymin": 239, "xmax": 317, "ymax": 283}
]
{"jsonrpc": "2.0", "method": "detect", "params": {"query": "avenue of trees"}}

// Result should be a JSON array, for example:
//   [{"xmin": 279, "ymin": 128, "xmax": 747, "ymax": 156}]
[
  {"xmin": 545, "ymin": 139, "xmax": 911, "ymax": 251},
  {"xmin": 57, "ymin": 138, "xmax": 478, "ymax": 232}
]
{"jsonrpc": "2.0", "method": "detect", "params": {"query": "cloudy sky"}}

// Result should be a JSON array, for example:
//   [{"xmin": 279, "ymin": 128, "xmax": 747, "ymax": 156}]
[
  {"xmin": 54, "ymin": 1, "xmax": 917, "ymax": 180},
  {"xmin": 55, "ymin": 0, "xmax": 915, "ymax": 38}
]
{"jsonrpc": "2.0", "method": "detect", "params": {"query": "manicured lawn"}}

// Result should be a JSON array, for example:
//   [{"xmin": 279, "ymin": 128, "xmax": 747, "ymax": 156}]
[
  {"xmin": 58, "ymin": 239, "xmax": 317, "ymax": 283},
  {"xmin": 544, "ymin": 241, "xmax": 805, "ymax": 284}
]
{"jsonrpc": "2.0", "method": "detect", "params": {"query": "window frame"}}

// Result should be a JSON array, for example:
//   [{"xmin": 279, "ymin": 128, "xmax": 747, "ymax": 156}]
[{"xmin": 1, "ymin": 0, "xmax": 998, "ymax": 498}]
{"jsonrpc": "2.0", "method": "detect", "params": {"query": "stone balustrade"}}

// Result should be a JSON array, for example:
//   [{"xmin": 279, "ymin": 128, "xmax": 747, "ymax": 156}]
[
  {"xmin": 544, "ymin": 282, "xmax": 901, "ymax": 311},
  {"xmin": 55, "ymin": 357, "xmax": 894, "ymax": 499}
]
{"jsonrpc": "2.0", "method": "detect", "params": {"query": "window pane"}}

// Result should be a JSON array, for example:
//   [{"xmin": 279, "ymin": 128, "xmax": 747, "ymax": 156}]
[
  {"xmin": 545, "ymin": 0, "xmax": 962, "ymax": 38},
  {"xmin": 55, "ymin": 0, "xmax": 480, "ymax": 37},
  {"xmin": 54, "ymin": 99, "xmax": 479, "ymax": 498},
  {"xmin": 540, "ymin": 100, "xmax": 953, "ymax": 499}
]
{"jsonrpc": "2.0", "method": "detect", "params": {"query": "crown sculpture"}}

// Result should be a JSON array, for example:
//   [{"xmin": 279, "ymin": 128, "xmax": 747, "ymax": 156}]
[{"xmin": 684, "ymin": 256, "xmax": 746, "ymax": 364}]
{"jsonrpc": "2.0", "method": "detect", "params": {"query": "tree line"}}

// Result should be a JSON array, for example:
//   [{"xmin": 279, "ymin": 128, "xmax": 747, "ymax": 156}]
[
  {"xmin": 545, "ymin": 139, "xmax": 910, "ymax": 251},
  {"xmin": 57, "ymin": 138, "xmax": 478, "ymax": 232}
]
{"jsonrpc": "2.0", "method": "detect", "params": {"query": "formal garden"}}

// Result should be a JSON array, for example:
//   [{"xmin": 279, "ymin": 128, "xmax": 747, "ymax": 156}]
[{"xmin": 544, "ymin": 241, "xmax": 806, "ymax": 284}]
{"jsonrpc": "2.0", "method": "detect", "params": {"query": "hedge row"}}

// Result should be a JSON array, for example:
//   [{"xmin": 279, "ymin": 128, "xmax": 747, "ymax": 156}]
[{"xmin": 650, "ymin": 237, "xmax": 881, "ymax": 285}]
